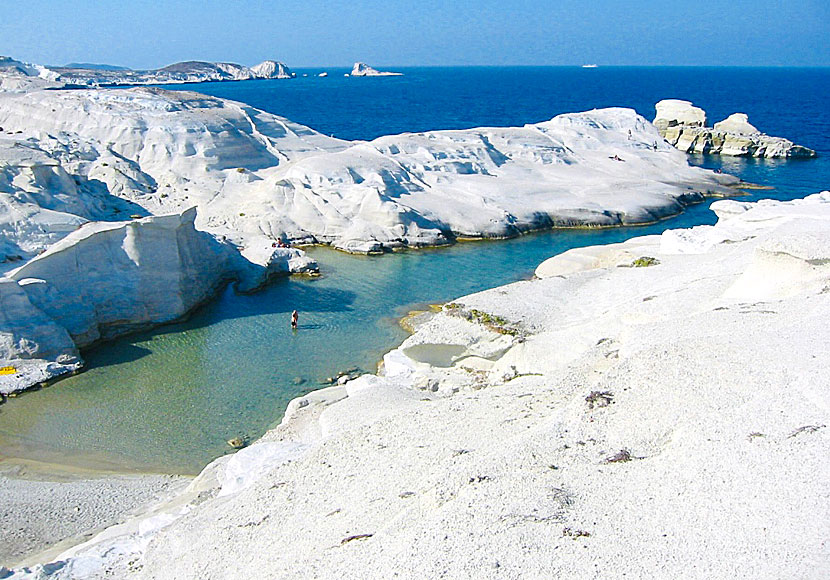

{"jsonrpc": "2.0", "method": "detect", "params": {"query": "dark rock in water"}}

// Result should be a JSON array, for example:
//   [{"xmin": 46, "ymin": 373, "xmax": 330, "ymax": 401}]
[{"xmin": 292, "ymin": 377, "xmax": 307, "ymax": 385}]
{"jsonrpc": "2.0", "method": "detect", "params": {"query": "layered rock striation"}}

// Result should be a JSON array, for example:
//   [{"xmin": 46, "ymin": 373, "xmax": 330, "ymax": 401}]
[{"xmin": 654, "ymin": 99, "xmax": 815, "ymax": 158}]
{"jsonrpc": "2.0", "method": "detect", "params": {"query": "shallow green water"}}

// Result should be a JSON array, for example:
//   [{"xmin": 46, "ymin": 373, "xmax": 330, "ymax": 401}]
[{"xmin": 0, "ymin": 156, "xmax": 824, "ymax": 474}]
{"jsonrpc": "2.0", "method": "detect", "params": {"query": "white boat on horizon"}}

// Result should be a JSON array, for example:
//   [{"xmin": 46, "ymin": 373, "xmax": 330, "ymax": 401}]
[{"xmin": 582, "ymin": 64, "xmax": 598, "ymax": 68}]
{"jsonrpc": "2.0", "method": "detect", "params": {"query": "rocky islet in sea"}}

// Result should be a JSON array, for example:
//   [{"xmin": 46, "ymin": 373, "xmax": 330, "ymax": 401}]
[{"xmin": 654, "ymin": 98, "xmax": 816, "ymax": 158}]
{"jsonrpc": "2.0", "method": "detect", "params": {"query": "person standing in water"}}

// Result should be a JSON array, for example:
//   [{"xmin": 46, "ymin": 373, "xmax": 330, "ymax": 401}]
[{"xmin": 291, "ymin": 310, "xmax": 299, "ymax": 329}]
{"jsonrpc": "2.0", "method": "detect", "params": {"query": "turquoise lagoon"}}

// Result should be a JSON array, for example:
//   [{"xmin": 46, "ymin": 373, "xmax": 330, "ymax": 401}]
[{"xmin": 0, "ymin": 68, "xmax": 828, "ymax": 474}]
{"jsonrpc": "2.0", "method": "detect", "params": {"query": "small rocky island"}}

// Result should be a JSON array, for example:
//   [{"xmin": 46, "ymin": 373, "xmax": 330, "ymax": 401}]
[
  {"xmin": 348, "ymin": 62, "xmax": 403, "ymax": 77},
  {"xmin": 654, "ymin": 99, "xmax": 815, "ymax": 158}
]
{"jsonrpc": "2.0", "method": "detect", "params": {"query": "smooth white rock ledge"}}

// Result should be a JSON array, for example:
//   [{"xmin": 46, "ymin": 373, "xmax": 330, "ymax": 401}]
[{"xmin": 12, "ymin": 192, "xmax": 829, "ymax": 579}]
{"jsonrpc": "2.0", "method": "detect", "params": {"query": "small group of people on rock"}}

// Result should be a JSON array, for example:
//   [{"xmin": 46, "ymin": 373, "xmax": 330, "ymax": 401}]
[{"xmin": 271, "ymin": 239, "xmax": 291, "ymax": 248}]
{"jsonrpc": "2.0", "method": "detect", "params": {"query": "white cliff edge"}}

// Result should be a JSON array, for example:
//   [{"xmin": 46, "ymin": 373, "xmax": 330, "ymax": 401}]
[
  {"xmin": 11, "ymin": 192, "xmax": 829, "ymax": 579},
  {"xmin": 654, "ymin": 99, "xmax": 815, "ymax": 158},
  {"xmin": 0, "ymin": 209, "xmax": 316, "ymax": 395}
]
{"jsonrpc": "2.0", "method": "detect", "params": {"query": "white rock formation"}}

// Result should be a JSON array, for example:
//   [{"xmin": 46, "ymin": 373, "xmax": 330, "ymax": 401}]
[
  {"xmin": 0, "ymin": 277, "xmax": 81, "ymax": 395},
  {"xmin": 0, "ymin": 208, "xmax": 315, "ymax": 394},
  {"xmin": 5, "ymin": 209, "xmax": 234, "ymax": 347},
  {"xmin": 0, "ymin": 56, "xmax": 60, "ymax": 82},
  {"xmin": 654, "ymin": 99, "xmax": 815, "ymax": 158},
  {"xmin": 0, "ymin": 210, "xmax": 223, "ymax": 393},
  {"xmin": 249, "ymin": 60, "xmax": 294, "ymax": 79},
  {"xmin": 349, "ymin": 62, "xmax": 403, "ymax": 77},
  {"xmin": 16, "ymin": 193, "xmax": 829, "ymax": 579},
  {"xmin": 653, "ymin": 98, "xmax": 706, "ymax": 129},
  {"xmin": 0, "ymin": 89, "xmax": 737, "ymax": 257},
  {"xmin": 713, "ymin": 112, "xmax": 758, "ymax": 135},
  {"xmin": 0, "ymin": 88, "xmax": 738, "ymax": 393}
]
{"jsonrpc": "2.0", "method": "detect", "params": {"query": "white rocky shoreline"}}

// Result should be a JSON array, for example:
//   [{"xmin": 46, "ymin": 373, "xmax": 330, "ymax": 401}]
[
  {"xmin": 0, "ymin": 76, "xmax": 825, "ymax": 578},
  {"xmin": 5, "ymin": 192, "xmax": 829, "ymax": 579},
  {"xmin": 0, "ymin": 83, "xmax": 742, "ymax": 394}
]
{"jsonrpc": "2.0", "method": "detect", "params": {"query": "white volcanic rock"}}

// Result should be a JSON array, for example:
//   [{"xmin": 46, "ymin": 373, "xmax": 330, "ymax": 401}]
[
  {"xmin": 653, "ymin": 98, "xmax": 706, "ymax": 129},
  {"xmin": 654, "ymin": 99, "xmax": 815, "ymax": 158},
  {"xmin": 5, "ymin": 209, "xmax": 233, "ymax": 349},
  {"xmin": 713, "ymin": 112, "xmax": 758, "ymax": 135},
  {"xmin": 0, "ymin": 87, "xmax": 347, "ymax": 257},
  {"xmin": 0, "ymin": 277, "xmax": 81, "ymax": 395},
  {"xmin": 0, "ymin": 204, "xmax": 317, "ymax": 393},
  {"xmin": 0, "ymin": 89, "xmax": 736, "ymax": 256},
  {"xmin": 208, "ymin": 107, "xmax": 736, "ymax": 251},
  {"xmin": 0, "ymin": 56, "xmax": 59, "ymax": 82},
  {"xmin": 0, "ymin": 57, "xmax": 62, "ymax": 92},
  {"xmin": 0, "ymin": 134, "xmax": 147, "ymax": 268},
  {"xmin": 250, "ymin": 60, "xmax": 293, "ymax": 79},
  {"xmin": 0, "ymin": 209, "xmax": 257, "ymax": 394},
  {"xmin": 0, "ymin": 89, "xmax": 737, "ymax": 393},
  {"xmin": 349, "ymin": 62, "xmax": 403, "ymax": 77},
  {"xmin": 26, "ymin": 193, "xmax": 829, "ymax": 579}
]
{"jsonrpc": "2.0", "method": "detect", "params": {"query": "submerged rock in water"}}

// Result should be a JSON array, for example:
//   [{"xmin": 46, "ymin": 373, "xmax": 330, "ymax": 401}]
[{"xmin": 654, "ymin": 99, "xmax": 815, "ymax": 158}]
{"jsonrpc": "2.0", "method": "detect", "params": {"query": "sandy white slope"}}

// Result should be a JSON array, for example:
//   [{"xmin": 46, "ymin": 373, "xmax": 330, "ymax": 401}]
[
  {"xmin": 12, "ymin": 193, "xmax": 828, "ymax": 579},
  {"xmin": 0, "ymin": 88, "xmax": 736, "ymax": 256}
]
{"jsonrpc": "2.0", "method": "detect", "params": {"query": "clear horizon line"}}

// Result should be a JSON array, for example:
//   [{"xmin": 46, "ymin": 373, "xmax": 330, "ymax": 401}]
[{"xmin": 41, "ymin": 61, "xmax": 830, "ymax": 71}]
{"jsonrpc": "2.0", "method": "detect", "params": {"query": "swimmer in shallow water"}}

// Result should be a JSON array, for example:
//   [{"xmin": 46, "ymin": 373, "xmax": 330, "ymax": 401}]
[{"xmin": 291, "ymin": 310, "xmax": 299, "ymax": 329}]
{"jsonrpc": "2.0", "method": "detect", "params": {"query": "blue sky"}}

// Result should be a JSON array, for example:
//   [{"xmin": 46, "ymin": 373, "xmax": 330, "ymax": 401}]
[{"xmin": 3, "ymin": 0, "xmax": 828, "ymax": 68}]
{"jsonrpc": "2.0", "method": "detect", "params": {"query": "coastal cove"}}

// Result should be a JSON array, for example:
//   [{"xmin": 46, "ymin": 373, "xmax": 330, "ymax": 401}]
[{"xmin": 1, "ymin": 67, "xmax": 828, "ymax": 475}]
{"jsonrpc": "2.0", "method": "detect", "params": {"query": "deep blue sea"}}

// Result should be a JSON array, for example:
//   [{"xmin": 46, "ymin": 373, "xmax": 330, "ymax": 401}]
[{"xmin": 1, "ymin": 67, "xmax": 828, "ymax": 474}]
